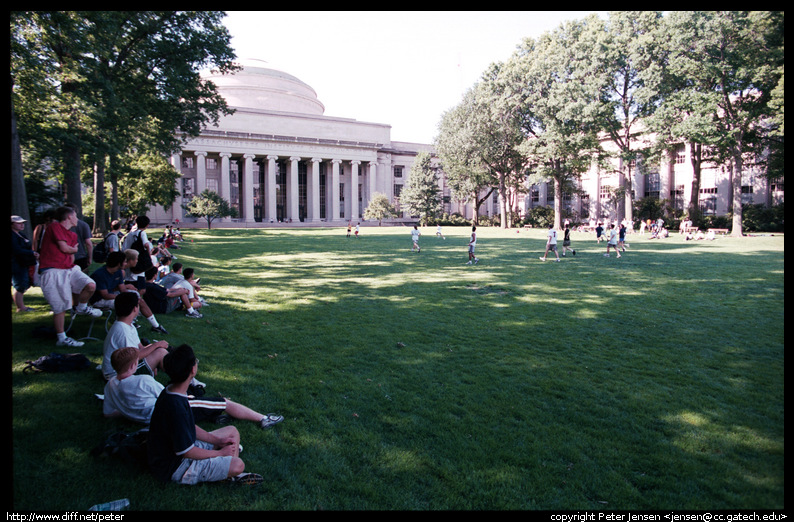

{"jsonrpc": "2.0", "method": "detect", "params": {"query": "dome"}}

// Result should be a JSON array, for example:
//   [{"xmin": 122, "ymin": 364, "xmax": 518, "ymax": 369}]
[{"xmin": 204, "ymin": 58, "xmax": 325, "ymax": 115}]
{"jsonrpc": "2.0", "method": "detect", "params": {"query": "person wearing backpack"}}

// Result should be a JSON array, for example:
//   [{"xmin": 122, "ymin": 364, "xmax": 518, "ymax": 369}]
[{"xmin": 122, "ymin": 215, "xmax": 154, "ymax": 277}]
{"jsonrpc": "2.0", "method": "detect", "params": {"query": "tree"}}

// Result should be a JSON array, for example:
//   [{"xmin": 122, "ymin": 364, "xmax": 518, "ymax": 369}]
[
  {"xmin": 11, "ymin": 11, "xmax": 238, "ymax": 232},
  {"xmin": 363, "ymin": 193, "xmax": 397, "ymax": 225},
  {"xmin": 593, "ymin": 11, "xmax": 664, "ymax": 225},
  {"xmin": 511, "ymin": 16, "xmax": 606, "ymax": 230},
  {"xmin": 399, "ymin": 152, "xmax": 442, "ymax": 225},
  {"xmin": 435, "ymin": 87, "xmax": 496, "ymax": 224},
  {"xmin": 183, "ymin": 189, "xmax": 237, "ymax": 229}
]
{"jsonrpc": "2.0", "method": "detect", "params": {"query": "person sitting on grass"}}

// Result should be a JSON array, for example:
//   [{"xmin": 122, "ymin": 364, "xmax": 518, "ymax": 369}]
[
  {"xmin": 101, "ymin": 291, "xmax": 171, "ymax": 381},
  {"xmin": 103, "ymin": 346, "xmax": 284, "ymax": 430},
  {"xmin": 147, "ymin": 343, "xmax": 265, "ymax": 485},
  {"xmin": 160, "ymin": 263, "xmax": 204, "ymax": 318},
  {"xmin": 90, "ymin": 251, "xmax": 168, "ymax": 334},
  {"xmin": 141, "ymin": 267, "xmax": 202, "ymax": 319}
]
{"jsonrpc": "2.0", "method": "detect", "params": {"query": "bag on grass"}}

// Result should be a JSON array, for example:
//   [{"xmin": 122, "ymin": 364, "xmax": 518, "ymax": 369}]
[
  {"xmin": 90, "ymin": 428, "xmax": 149, "ymax": 470},
  {"xmin": 23, "ymin": 352, "xmax": 92, "ymax": 373}
]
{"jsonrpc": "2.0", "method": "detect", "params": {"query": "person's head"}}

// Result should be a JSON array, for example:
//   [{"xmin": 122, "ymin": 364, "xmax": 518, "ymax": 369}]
[
  {"xmin": 183, "ymin": 268, "xmax": 195, "ymax": 280},
  {"xmin": 110, "ymin": 219, "xmax": 121, "ymax": 231},
  {"xmin": 106, "ymin": 251, "xmax": 126, "ymax": 269},
  {"xmin": 163, "ymin": 344, "xmax": 198, "ymax": 385},
  {"xmin": 172, "ymin": 262, "xmax": 183, "ymax": 274},
  {"xmin": 110, "ymin": 346, "xmax": 139, "ymax": 375},
  {"xmin": 54, "ymin": 206, "xmax": 77, "ymax": 227},
  {"xmin": 144, "ymin": 266, "xmax": 158, "ymax": 282},
  {"xmin": 114, "ymin": 291, "xmax": 139, "ymax": 318},
  {"xmin": 472, "ymin": 226, "xmax": 476, "ymax": 232},
  {"xmin": 11, "ymin": 215, "xmax": 26, "ymax": 231},
  {"xmin": 124, "ymin": 249, "xmax": 139, "ymax": 267},
  {"xmin": 135, "ymin": 215, "xmax": 150, "ymax": 230},
  {"xmin": 160, "ymin": 256, "xmax": 172, "ymax": 266}
]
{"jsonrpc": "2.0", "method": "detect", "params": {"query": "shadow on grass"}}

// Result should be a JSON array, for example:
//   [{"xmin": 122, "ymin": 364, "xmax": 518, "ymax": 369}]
[{"xmin": 11, "ymin": 228, "xmax": 783, "ymax": 510}]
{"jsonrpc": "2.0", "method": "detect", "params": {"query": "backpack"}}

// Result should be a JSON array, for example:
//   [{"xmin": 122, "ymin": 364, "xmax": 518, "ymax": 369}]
[
  {"xmin": 130, "ymin": 230, "xmax": 153, "ymax": 272},
  {"xmin": 23, "ymin": 352, "xmax": 92, "ymax": 373},
  {"xmin": 90, "ymin": 428, "xmax": 149, "ymax": 470},
  {"xmin": 92, "ymin": 234, "xmax": 113, "ymax": 264}
]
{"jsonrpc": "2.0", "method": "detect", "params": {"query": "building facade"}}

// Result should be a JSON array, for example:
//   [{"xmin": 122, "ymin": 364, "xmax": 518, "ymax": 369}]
[
  {"xmin": 151, "ymin": 59, "xmax": 780, "ymax": 227},
  {"xmin": 150, "ymin": 59, "xmax": 442, "ymax": 226}
]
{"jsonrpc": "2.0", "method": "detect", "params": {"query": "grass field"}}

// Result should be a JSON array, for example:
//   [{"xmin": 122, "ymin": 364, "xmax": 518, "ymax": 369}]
[{"xmin": 10, "ymin": 225, "xmax": 784, "ymax": 511}]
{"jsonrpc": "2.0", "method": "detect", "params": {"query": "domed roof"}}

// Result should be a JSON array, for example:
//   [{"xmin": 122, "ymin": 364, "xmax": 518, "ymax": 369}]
[{"xmin": 204, "ymin": 59, "xmax": 325, "ymax": 115}]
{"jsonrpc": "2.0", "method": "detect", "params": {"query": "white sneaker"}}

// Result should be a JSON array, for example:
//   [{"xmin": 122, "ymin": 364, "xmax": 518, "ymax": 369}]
[
  {"xmin": 185, "ymin": 309, "xmax": 203, "ymax": 319},
  {"xmin": 75, "ymin": 305, "xmax": 102, "ymax": 318},
  {"xmin": 57, "ymin": 336, "xmax": 84, "ymax": 347}
]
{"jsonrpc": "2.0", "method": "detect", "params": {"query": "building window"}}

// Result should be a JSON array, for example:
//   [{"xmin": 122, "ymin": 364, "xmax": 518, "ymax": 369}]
[
  {"xmin": 394, "ymin": 166, "xmax": 403, "ymax": 178},
  {"xmin": 644, "ymin": 171, "xmax": 660, "ymax": 199},
  {"xmin": 674, "ymin": 144, "xmax": 686, "ymax": 164},
  {"xmin": 182, "ymin": 157, "xmax": 194, "ymax": 169},
  {"xmin": 699, "ymin": 187, "xmax": 717, "ymax": 215},
  {"xmin": 671, "ymin": 184, "xmax": 685, "ymax": 212},
  {"xmin": 206, "ymin": 158, "xmax": 218, "ymax": 170}
]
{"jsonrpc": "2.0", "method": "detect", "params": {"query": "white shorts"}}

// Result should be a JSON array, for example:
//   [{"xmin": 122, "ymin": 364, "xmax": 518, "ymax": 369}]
[
  {"xmin": 171, "ymin": 440, "xmax": 232, "ymax": 485},
  {"xmin": 40, "ymin": 265, "xmax": 94, "ymax": 314}
]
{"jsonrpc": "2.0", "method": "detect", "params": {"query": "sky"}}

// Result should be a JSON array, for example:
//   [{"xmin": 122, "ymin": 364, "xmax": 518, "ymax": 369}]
[{"xmin": 222, "ymin": 11, "xmax": 605, "ymax": 145}]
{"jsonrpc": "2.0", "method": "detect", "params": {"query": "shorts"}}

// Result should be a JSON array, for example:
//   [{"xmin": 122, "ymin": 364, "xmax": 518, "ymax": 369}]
[
  {"xmin": 547, "ymin": 244, "xmax": 557, "ymax": 251},
  {"xmin": 171, "ymin": 439, "xmax": 232, "ymax": 485},
  {"xmin": 468, "ymin": 245, "xmax": 475, "ymax": 253},
  {"xmin": 189, "ymin": 396, "xmax": 228, "ymax": 423},
  {"xmin": 562, "ymin": 240, "xmax": 571, "ymax": 247},
  {"xmin": 165, "ymin": 296, "xmax": 184, "ymax": 313},
  {"xmin": 40, "ymin": 266, "xmax": 95, "ymax": 314},
  {"xmin": 11, "ymin": 263, "xmax": 31, "ymax": 293}
]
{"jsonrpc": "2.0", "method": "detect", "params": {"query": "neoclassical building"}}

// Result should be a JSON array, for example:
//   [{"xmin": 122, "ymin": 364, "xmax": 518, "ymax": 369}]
[{"xmin": 150, "ymin": 59, "xmax": 440, "ymax": 226}]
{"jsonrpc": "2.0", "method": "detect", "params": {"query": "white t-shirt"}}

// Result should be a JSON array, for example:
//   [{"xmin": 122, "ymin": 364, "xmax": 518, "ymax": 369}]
[
  {"xmin": 103, "ymin": 374, "xmax": 164, "ymax": 423},
  {"xmin": 547, "ymin": 229, "xmax": 557, "ymax": 245},
  {"xmin": 411, "ymin": 229, "xmax": 420, "ymax": 242},
  {"xmin": 102, "ymin": 321, "xmax": 141, "ymax": 379}
]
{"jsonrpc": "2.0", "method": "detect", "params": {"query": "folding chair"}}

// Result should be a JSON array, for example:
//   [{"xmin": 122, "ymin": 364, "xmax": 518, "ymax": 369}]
[{"xmin": 65, "ymin": 306, "xmax": 115, "ymax": 342}]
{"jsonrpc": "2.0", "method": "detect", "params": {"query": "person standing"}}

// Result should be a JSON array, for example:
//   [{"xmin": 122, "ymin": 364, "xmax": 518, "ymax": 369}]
[
  {"xmin": 604, "ymin": 224, "xmax": 622, "ymax": 258},
  {"xmin": 561, "ymin": 223, "xmax": 576, "ymax": 257},
  {"xmin": 37, "ymin": 206, "xmax": 102, "ymax": 347},
  {"xmin": 11, "ymin": 215, "xmax": 38, "ymax": 312},
  {"xmin": 436, "ymin": 223, "xmax": 445, "ymax": 240},
  {"xmin": 411, "ymin": 225, "xmax": 421, "ymax": 253},
  {"xmin": 539, "ymin": 224, "xmax": 561, "ymax": 262},
  {"xmin": 466, "ymin": 226, "xmax": 479, "ymax": 265}
]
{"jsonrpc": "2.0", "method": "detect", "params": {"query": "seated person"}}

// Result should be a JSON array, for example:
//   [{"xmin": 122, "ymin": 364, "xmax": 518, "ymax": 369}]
[
  {"xmin": 160, "ymin": 263, "xmax": 203, "ymax": 316},
  {"xmin": 183, "ymin": 267, "xmax": 208, "ymax": 306},
  {"xmin": 142, "ymin": 267, "xmax": 203, "ymax": 319},
  {"xmin": 90, "ymin": 251, "xmax": 168, "ymax": 334},
  {"xmin": 103, "ymin": 346, "xmax": 284, "ymax": 429},
  {"xmin": 102, "ymin": 292, "xmax": 171, "ymax": 381},
  {"xmin": 157, "ymin": 256, "xmax": 173, "ymax": 282},
  {"xmin": 147, "ymin": 344, "xmax": 264, "ymax": 485}
]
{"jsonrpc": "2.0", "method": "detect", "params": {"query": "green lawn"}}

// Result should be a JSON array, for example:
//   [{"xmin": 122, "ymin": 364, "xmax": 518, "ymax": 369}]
[{"xmin": 11, "ymin": 226, "xmax": 784, "ymax": 510}]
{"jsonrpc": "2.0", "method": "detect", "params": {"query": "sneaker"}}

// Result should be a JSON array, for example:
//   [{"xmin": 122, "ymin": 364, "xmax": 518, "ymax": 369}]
[
  {"xmin": 555, "ymin": 259, "xmax": 561, "ymax": 262},
  {"xmin": 259, "ymin": 414, "xmax": 284, "ymax": 430},
  {"xmin": 75, "ymin": 305, "xmax": 102, "ymax": 318},
  {"xmin": 191, "ymin": 377, "xmax": 206, "ymax": 388},
  {"xmin": 539, "ymin": 257, "xmax": 546, "ymax": 261},
  {"xmin": 474, "ymin": 258, "xmax": 479, "ymax": 264},
  {"xmin": 466, "ymin": 261, "xmax": 472, "ymax": 265},
  {"xmin": 151, "ymin": 324, "xmax": 169, "ymax": 335},
  {"xmin": 572, "ymin": 250, "xmax": 576, "ymax": 256},
  {"xmin": 56, "ymin": 336, "xmax": 84, "ymax": 347},
  {"xmin": 228, "ymin": 472, "xmax": 263, "ymax": 485},
  {"xmin": 185, "ymin": 309, "xmax": 203, "ymax": 319}
]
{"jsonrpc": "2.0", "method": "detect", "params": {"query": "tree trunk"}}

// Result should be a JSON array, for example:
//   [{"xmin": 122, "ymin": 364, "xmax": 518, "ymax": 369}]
[
  {"xmin": 63, "ymin": 142, "xmax": 83, "ymax": 215},
  {"xmin": 687, "ymin": 141, "xmax": 702, "ymax": 226},
  {"xmin": 10, "ymin": 78, "xmax": 32, "ymax": 237},
  {"xmin": 730, "ymin": 146, "xmax": 744, "ymax": 237},
  {"xmin": 93, "ymin": 156, "xmax": 107, "ymax": 236}
]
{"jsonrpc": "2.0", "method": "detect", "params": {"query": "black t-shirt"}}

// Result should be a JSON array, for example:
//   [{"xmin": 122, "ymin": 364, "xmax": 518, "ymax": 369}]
[
  {"xmin": 143, "ymin": 282, "xmax": 169, "ymax": 314},
  {"xmin": 148, "ymin": 387, "xmax": 196, "ymax": 482}
]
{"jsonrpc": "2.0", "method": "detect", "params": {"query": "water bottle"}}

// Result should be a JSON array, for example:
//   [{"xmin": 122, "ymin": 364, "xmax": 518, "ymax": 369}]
[{"xmin": 88, "ymin": 498, "xmax": 130, "ymax": 511}]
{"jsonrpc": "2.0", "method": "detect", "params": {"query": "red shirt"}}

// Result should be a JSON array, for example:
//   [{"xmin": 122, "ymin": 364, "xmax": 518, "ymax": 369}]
[{"xmin": 38, "ymin": 221, "xmax": 77, "ymax": 270}]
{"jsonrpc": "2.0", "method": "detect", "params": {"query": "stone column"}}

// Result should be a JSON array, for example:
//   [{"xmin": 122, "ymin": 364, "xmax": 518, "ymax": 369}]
[
  {"xmin": 310, "ymin": 158, "xmax": 322, "ymax": 222},
  {"xmin": 289, "ymin": 156, "xmax": 300, "ymax": 222},
  {"xmin": 331, "ymin": 159, "xmax": 342, "ymax": 221},
  {"xmin": 350, "ymin": 160, "xmax": 360, "ymax": 220},
  {"xmin": 194, "ymin": 151, "xmax": 207, "ymax": 194},
  {"xmin": 266, "ymin": 155, "xmax": 278, "ymax": 223},
  {"xmin": 171, "ymin": 153, "xmax": 184, "ymax": 222},
  {"xmin": 368, "ymin": 160, "xmax": 377, "ymax": 202},
  {"xmin": 244, "ymin": 154, "xmax": 256, "ymax": 223},
  {"xmin": 219, "ymin": 152, "xmax": 231, "ymax": 201}
]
